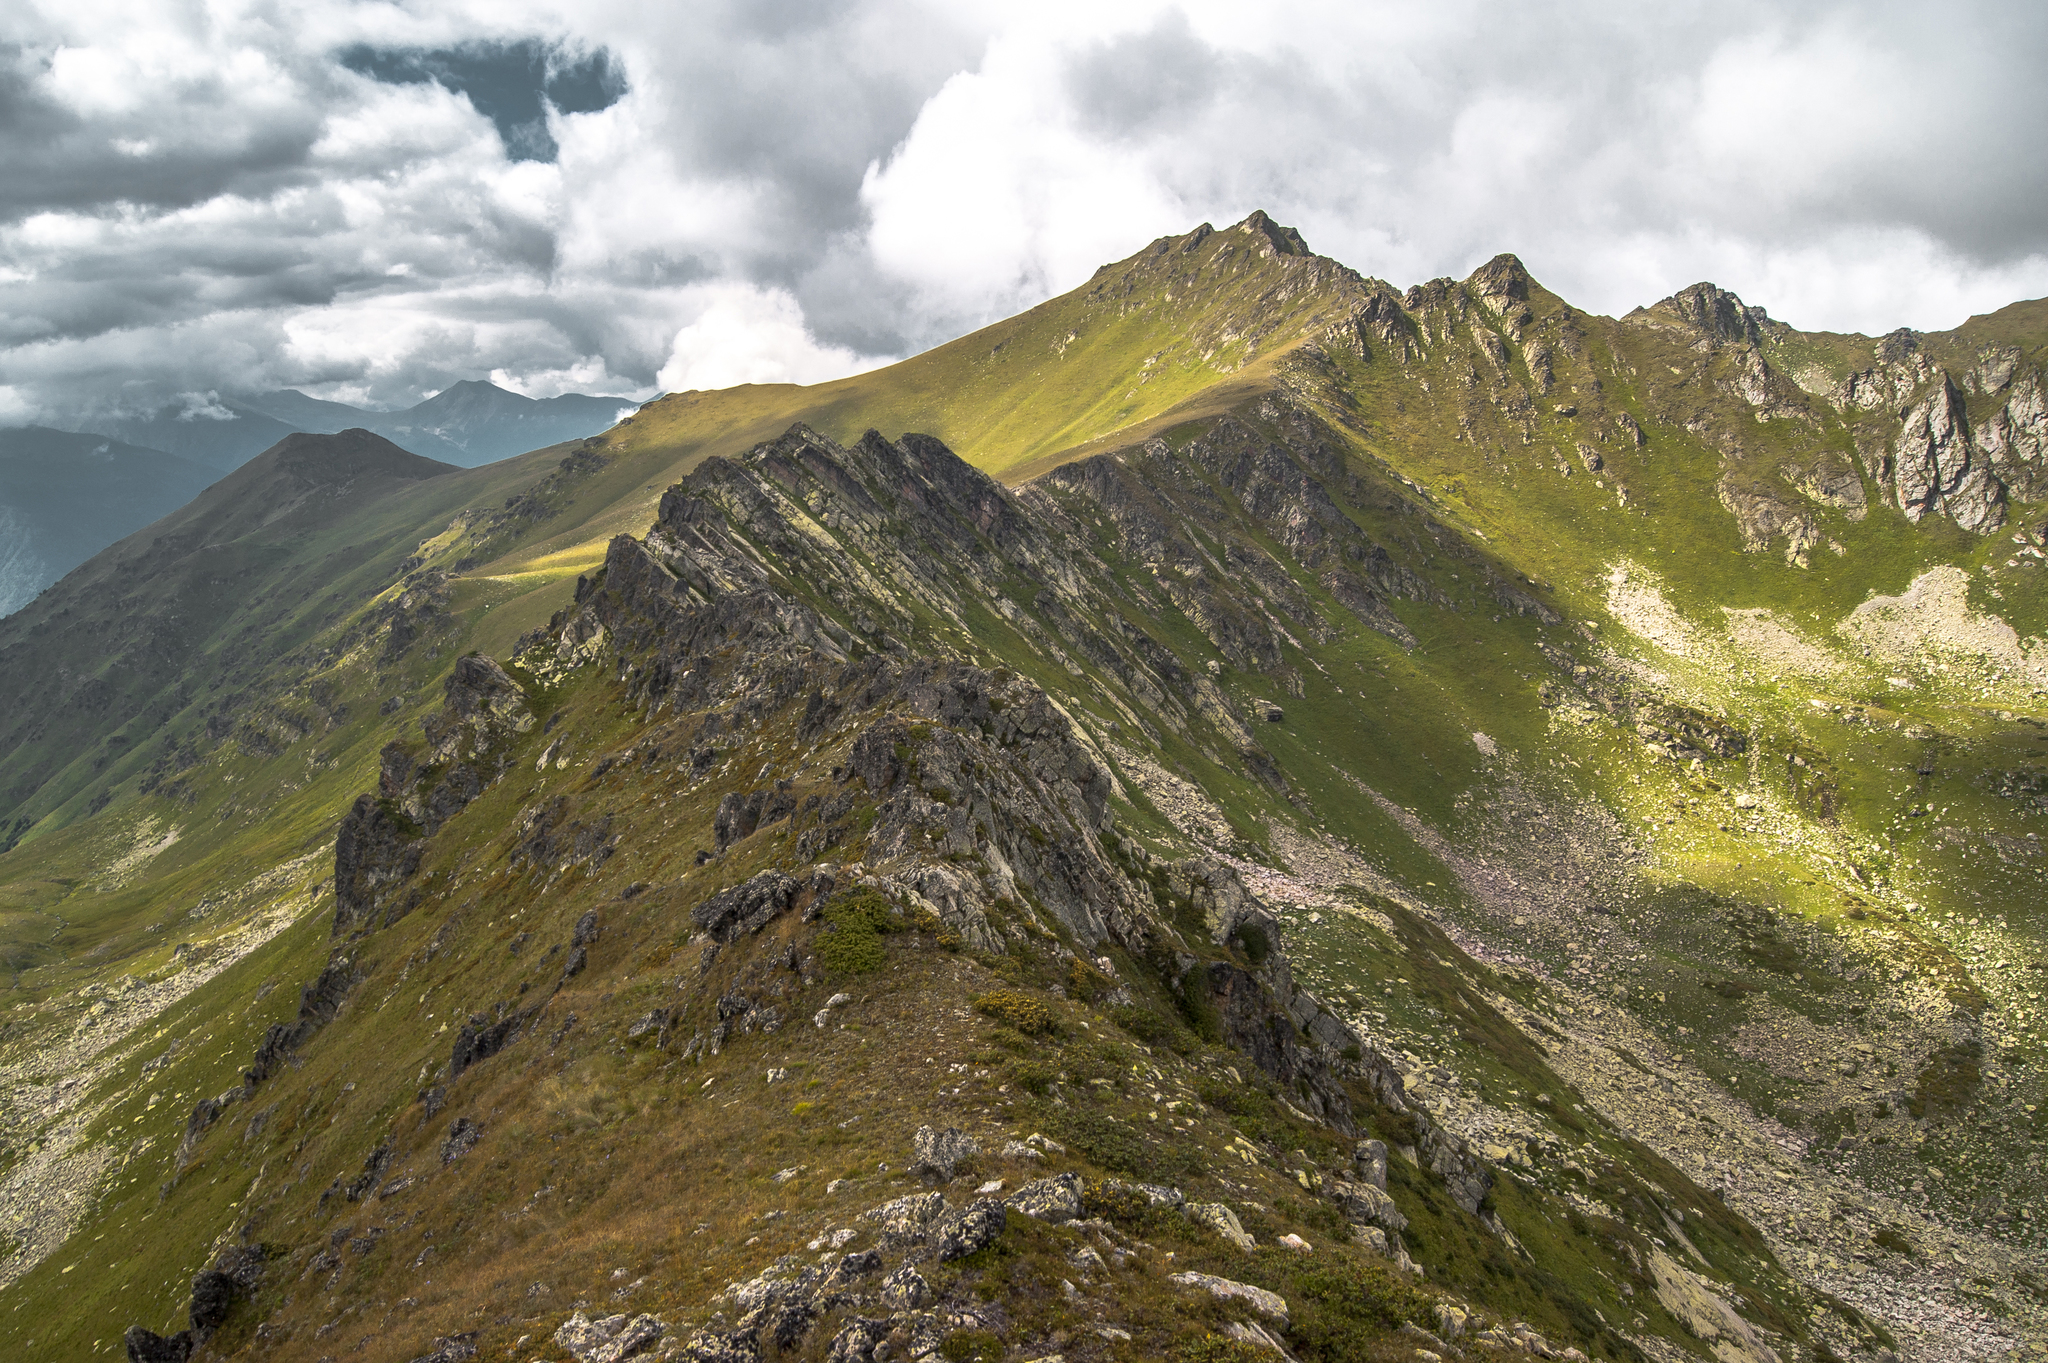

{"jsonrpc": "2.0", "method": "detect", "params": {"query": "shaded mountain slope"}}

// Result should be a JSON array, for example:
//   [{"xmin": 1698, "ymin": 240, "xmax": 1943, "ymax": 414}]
[
  {"xmin": 0, "ymin": 431, "xmax": 459, "ymax": 841},
  {"xmin": 0, "ymin": 428, "xmax": 220, "ymax": 616}
]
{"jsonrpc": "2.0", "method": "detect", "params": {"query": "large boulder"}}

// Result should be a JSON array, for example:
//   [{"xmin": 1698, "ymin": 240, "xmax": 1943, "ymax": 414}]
[{"xmin": 1169, "ymin": 1271, "xmax": 1290, "ymax": 1323}]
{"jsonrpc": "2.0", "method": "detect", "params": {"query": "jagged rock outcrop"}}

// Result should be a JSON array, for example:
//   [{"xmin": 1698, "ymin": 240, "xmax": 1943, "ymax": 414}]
[
  {"xmin": 333, "ymin": 656, "xmax": 535, "ymax": 936},
  {"xmin": 1629, "ymin": 282, "xmax": 1770, "ymax": 350},
  {"xmin": 512, "ymin": 420, "xmax": 1494, "ymax": 1238},
  {"xmin": 1830, "ymin": 334, "xmax": 2048, "ymax": 533},
  {"xmin": 1895, "ymin": 374, "xmax": 2003, "ymax": 531}
]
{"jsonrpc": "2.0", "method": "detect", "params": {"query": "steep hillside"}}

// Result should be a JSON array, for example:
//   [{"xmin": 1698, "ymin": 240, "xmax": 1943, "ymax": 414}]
[{"xmin": 0, "ymin": 216, "xmax": 2041, "ymax": 1363}]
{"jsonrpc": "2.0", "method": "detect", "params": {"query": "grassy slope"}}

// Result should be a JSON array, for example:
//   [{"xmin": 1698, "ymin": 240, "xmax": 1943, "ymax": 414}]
[{"xmin": 0, "ymin": 216, "xmax": 2041, "ymax": 1359}]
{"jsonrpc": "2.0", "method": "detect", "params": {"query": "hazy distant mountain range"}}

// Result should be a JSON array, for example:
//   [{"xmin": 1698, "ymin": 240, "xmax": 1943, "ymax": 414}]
[
  {"xmin": 0, "ymin": 428, "xmax": 221, "ymax": 616},
  {"xmin": 1, "ymin": 380, "xmax": 638, "ymax": 614},
  {"xmin": 76, "ymin": 378, "xmax": 640, "ymax": 472}
]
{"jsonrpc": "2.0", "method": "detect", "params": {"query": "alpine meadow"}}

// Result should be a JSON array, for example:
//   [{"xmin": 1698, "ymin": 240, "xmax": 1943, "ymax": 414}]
[{"xmin": 1, "ymin": 210, "xmax": 2045, "ymax": 1363}]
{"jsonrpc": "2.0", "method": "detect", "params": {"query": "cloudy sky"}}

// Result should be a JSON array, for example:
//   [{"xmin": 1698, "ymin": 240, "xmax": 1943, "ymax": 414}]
[{"xmin": 2, "ymin": 0, "xmax": 2045, "ymax": 422}]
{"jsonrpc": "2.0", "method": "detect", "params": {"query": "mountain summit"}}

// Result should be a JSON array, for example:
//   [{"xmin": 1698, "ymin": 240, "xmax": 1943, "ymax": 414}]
[{"xmin": 0, "ymin": 215, "xmax": 2042, "ymax": 1363}]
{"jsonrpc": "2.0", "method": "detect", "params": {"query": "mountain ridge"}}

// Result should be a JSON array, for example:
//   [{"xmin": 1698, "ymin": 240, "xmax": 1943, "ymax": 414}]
[{"xmin": 0, "ymin": 213, "xmax": 2040, "ymax": 1363}]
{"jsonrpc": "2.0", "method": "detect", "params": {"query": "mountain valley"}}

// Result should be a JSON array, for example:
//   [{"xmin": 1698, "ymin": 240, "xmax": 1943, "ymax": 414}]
[{"xmin": 0, "ymin": 213, "xmax": 2041, "ymax": 1363}]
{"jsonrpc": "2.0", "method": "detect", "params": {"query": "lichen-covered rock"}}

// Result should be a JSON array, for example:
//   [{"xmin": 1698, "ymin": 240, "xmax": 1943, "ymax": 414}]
[
  {"xmin": 878, "ymin": 1264, "xmax": 933, "ymax": 1310},
  {"xmin": 824, "ymin": 1316, "xmax": 893, "ymax": 1363},
  {"xmin": 1169, "ymin": 1271, "xmax": 1290, "ymax": 1322},
  {"xmin": 554, "ymin": 1312, "xmax": 663, "ymax": 1363},
  {"xmin": 1335, "ymin": 1179, "xmax": 1407, "ymax": 1231},
  {"xmin": 1103, "ymin": 1178, "xmax": 1185, "ymax": 1210},
  {"xmin": 817, "ymin": 1248, "xmax": 882, "ymax": 1294},
  {"xmin": 1005, "ymin": 1173, "xmax": 1083, "ymax": 1223},
  {"xmin": 933, "ymin": 1197, "xmax": 1006, "ymax": 1260},
  {"xmin": 441, "ymin": 1116, "xmax": 481, "ymax": 1164},
  {"xmin": 909, "ymin": 1124, "xmax": 979, "ymax": 1180},
  {"xmin": 859, "ymin": 1191, "xmax": 946, "ymax": 1246},
  {"xmin": 679, "ymin": 1328, "xmax": 760, "ymax": 1363},
  {"xmin": 1355, "ymin": 1139, "xmax": 1388, "ymax": 1190},
  {"xmin": 1185, "ymin": 1202, "xmax": 1256, "ymax": 1251}
]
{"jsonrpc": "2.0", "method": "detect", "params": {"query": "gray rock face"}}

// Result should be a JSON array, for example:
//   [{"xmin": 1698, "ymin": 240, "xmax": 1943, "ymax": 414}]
[
  {"xmin": 824, "ymin": 1316, "xmax": 891, "ymax": 1363},
  {"xmin": 678, "ymin": 1328, "xmax": 759, "ymax": 1363},
  {"xmin": 335, "ymin": 656, "xmax": 534, "ymax": 936},
  {"xmin": 449, "ymin": 1007, "xmax": 532, "ymax": 1079},
  {"xmin": 693, "ymin": 870, "xmax": 835, "ymax": 943},
  {"xmin": 405, "ymin": 1333, "xmax": 479, "ymax": 1363},
  {"xmin": 1895, "ymin": 375, "xmax": 2004, "ymax": 532},
  {"xmin": 1102, "ymin": 1177, "xmax": 1184, "ymax": 1210},
  {"xmin": 1422, "ymin": 1121, "xmax": 1493, "ymax": 1216},
  {"xmin": 1355, "ymin": 1139, "xmax": 1388, "ymax": 1191},
  {"xmin": 818, "ymin": 1249, "xmax": 882, "ymax": 1294},
  {"xmin": 1631, "ymin": 281, "xmax": 1767, "ymax": 348},
  {"xmin": 1169, "ymin": 1270, "xmax": 1290, "ymax": 1322},
  {"xmin": 1783, "ymin": 453, "xmax": 1868, "ymax": 520},
  {"xmin": 1718, "ymin": 479, "xmax": 1821, "ymax": 564},
  {"xmin": 1185, "ymin": 1202, "xmax": 1256, "ymax": 1251},
  {"xmin": 1335, "ymin": 1179, "xmax": 1407, "ymax": 1231},
  {"xmin": 187, "ymin": 1268, "xmax": 240, "ymax": 1339},
  {"xmin": 1004, "ymin": 1173, "xmax": 1084, "ymax": 1223},
  {"xmin": 909, "ymin": 1125, "xmax": 979, "ymax": 1181},
  {"xmin": 1978, "ymin": 370, "xmax": 2048, "ymax": 500}
]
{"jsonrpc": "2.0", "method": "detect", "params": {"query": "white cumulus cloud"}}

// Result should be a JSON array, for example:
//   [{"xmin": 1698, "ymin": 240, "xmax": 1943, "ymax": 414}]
[{"xmin": 657, "ymin": 284, "xmax": 885, "ymax": 393}]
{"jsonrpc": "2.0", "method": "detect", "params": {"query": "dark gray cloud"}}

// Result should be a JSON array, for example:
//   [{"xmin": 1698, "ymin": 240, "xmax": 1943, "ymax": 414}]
[
  {"xmin": 0, "ymin": 0, "xmax": 2044, "ymax": 435},
  {"xmin": 340, "ymin": 41, "xmax": 627, "ymax": 163},
  {"xmin": 0, "ymin": 42, "xmax": 326, "ymax": 222}
]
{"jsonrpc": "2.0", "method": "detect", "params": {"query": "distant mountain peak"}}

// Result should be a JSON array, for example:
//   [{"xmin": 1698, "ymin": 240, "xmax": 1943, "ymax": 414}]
[
  {"xmin": 1466, "ymin": 252, "xmax": 1534, "ymax": 303},
  {"xmin": 1628, "ymin": 281, "xmax": 1772, "ymax": 347},
  {"xmin": 263, "ymin": 427, "xmax": 457, "ymax": 487}
]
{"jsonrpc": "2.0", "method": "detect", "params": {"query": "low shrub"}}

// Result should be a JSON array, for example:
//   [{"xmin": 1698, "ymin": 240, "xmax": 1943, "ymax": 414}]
[
  {"xmin": 1050, "ymin": 1109, "xmax": 1199, "ymax": 1184},
  {"xmin": 1234, "ymin": 923, "xmax": 1270, "ymax": 965},
  {"xmin": 1067, "ymin": 956, "xmax": 1114, "ymax": 1002},
  {"xmin": 1290, "ymin": 1253, "xmax": 1438, "ymax": 1338},
  {"xmin": 815, "ymin": 890, "xmax": 902, "ymax": 975},
  {"xmin": 1081, "ymin": 1177, "xmax": 1153, "ymax": 1225},
  {"xmin": 815, "ymin": 924, "xmax": 886, "ymax": 975},
  {"xmin": 1007, "ymin": 1061, "xmax": 1056, "ymax": 1096},
  {"xmin": 975, "ymin": 990, "xmax": 1056, "ymax": 1035},
  {"xmin": 938, "ymin": 1328, "xmax": 1001, "ymax": 1362}
]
